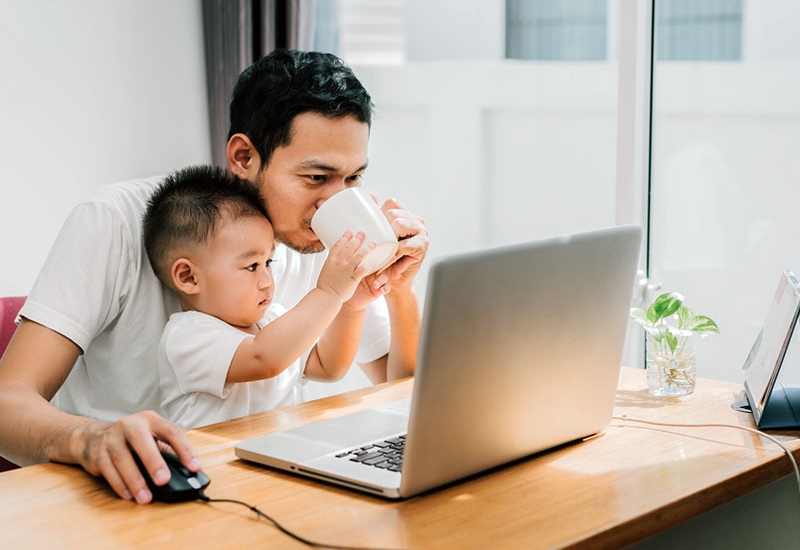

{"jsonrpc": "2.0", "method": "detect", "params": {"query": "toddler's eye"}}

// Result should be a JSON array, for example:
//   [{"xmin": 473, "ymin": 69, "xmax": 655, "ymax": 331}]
[
  {"xmin": 246, "ymin": 263, "xmax": 259, "ymax": 272},
  {"xmin": 265, "ymin": 259, "xmax": 276, "ymax": 268}
]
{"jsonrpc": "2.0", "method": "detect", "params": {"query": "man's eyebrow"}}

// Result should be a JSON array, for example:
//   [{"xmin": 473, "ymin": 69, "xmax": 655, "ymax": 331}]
[{"xmin": 296, "ymin": 160, "xmax": 369, "ymax": 172}]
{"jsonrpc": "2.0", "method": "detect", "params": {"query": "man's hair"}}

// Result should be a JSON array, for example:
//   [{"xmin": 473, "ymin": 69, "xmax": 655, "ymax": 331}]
[
  {"xmin": 228, "ymin": 49, "xmax": 374, "ymax": 169},
  {"xmin": 143, "ymin": 165, "xmax": 268, "ymax": 287}
]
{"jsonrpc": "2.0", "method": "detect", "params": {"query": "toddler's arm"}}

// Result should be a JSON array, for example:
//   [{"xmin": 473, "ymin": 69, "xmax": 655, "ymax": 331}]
[
  {"xmin": 226, "ymin": 231, "xmax": 370, "ymax": 383},
  {"xmin": 304, "ymin": 268, "xmax": 391, "ymax": 380}
]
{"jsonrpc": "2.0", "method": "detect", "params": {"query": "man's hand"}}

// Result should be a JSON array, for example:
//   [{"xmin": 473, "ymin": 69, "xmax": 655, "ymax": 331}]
[
  {"xmin": 0, "ymin": 321, "xmax": 200, "ymax": 504},
  {"xmin": 77, "ymin": 411, "xmax": 201, "ymax": 504},
  {"xmin": 379, "ymin": 197, "xmax": 429, "ymax": 292},
  {"xmin": 345, "ymin": 270, "xmax": 390, "ymax": 311},
  {"xmin": 353, "ymin": 197, "xmax": 427, "ymax": 384}
]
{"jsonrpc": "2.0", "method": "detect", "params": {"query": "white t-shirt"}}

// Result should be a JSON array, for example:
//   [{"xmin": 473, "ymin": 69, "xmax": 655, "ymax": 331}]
[
  {"xmin": 159, "ymin": 307, "xmax": 304, "ymax": 429},
  {"xmin": 19, "ymin": 177, "xmax": 391, "ymax": 423}
]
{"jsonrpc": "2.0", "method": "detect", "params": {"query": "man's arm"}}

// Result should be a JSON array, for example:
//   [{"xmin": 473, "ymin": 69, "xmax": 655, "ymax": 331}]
[
  {"xmin": 359, "ymin": 283, "xmax": 420, "ymax": 383},
  {"xmin": 359, "ymin": 196, "xmax": 428, "ymax": 383},
  {"xmin": 0, "ymin": 320, "xmax": 200, "ymax": 504},
  {"xmin": 306, "ymin": 263, "xmax": 394, "ymax": 381}
]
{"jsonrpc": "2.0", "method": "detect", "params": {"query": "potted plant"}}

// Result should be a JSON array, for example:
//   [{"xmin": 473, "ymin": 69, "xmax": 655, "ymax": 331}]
[{"xmin": 630, "ymin": 292, "xmax": 720, "ymax": 396}]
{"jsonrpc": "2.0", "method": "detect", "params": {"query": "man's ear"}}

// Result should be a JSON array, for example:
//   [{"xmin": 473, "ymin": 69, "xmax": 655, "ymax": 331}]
[
  {"xmin": 171, "ymin": 259, "xmax": 200, "ymax": 295},
  {"xmin": 227, "ymin": 133, "xmax": 261, "ymax": 180}
]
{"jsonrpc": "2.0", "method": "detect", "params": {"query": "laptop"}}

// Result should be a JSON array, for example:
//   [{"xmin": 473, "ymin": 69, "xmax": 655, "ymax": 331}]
[{"xmin": 235, "ymin": 225, "xmax": 643, "ymax": 498}]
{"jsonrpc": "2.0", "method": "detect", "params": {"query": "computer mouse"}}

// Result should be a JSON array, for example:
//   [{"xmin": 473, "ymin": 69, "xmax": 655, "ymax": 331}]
[{"xmin": 133, "ymin": 450, "xmax": 211, "ymax": 503}]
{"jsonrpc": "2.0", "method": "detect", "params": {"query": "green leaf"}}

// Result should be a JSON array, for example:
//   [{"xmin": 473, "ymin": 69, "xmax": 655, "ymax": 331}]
[
  {"xmin": 676, "ymin": 305, "xmax": 694, "ymax": 329},
  {"xmin": 685, "ymin": 315, "xmax": 720, "ymax": 334},
  {"xmin": 630, "ymin": 290, "xmax": 720, "ymax": 338},
  {"xmin": 646, "ymin": 292, "xmax": 684, "ymax": 324},
  {"xmin": 665, "ymin": 330, "xmax": 678, "ymax": 353}
]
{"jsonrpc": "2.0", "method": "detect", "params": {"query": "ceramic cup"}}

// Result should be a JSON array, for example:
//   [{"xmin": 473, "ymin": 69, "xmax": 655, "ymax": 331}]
[{"xmin": 311, "ymin": 187, "xmax": 398, "ymax": 275}]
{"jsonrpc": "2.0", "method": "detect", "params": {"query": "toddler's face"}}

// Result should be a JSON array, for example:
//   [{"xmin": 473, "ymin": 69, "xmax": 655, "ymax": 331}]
[{"xmin": 193, "ymin": 214, "xmax": 276, "ymax": 328}]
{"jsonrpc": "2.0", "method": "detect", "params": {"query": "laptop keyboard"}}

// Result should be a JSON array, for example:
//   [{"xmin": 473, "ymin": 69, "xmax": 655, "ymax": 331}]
[{"xmin": 335, "ymin": 434, "xmax": 406, "ymax": 472}]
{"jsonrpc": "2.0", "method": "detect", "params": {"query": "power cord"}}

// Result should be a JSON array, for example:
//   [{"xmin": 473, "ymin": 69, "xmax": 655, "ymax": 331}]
[
  {"xmin": 197, "ymin": 494, "xmax": 408, "ymax": 550},
  {"xmin": 612, "ymin": 415, "xmax": 800, "ymax": 498}
]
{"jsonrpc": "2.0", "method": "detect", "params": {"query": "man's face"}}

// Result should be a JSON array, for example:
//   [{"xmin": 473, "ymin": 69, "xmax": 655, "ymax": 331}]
[{"xmin": 254, "ymin": 112, "xmax": 370, "ymax": 253}]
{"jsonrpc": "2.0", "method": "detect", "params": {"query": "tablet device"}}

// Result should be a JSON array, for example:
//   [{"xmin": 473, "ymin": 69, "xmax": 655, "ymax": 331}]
[{"xmin": 742, "ymin": 270, "xmax": 800, "ymax": 429}]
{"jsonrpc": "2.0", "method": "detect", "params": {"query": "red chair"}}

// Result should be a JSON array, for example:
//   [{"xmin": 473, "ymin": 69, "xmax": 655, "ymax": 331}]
[
  {"xmin": 0, "ymin": 296, "xmax": 26, "ymax": 472},
  {"xmin": 0, "ymin": 296, "xmax": 25, "ymax": 357}
]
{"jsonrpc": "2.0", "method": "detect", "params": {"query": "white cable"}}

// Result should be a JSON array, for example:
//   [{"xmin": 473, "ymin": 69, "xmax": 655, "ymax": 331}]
[{"xmin": 612, "ymin": 415, "xmax": 800, "ymax": 499}]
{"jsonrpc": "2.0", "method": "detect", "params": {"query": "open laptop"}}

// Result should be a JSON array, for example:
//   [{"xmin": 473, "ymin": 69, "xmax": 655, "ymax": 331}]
[{"xmin": 235, "ymin": 225, "xmax": 643, "ymax": 498}]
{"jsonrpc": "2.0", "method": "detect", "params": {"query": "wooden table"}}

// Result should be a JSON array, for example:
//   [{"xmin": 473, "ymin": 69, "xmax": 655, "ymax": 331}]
[{"xmin": 2, "ymin": 367, "xmax": 800, "ymax": 549}]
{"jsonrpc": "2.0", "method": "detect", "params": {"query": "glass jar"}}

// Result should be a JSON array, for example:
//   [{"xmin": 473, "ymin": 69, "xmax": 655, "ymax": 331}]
[{"xmin": 646, "ymin": 331, "xmax": 696, "ymax": 396}]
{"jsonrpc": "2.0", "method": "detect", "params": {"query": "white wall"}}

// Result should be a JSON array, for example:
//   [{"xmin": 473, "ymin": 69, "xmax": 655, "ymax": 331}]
[
  {"xmin": 405, "ymin": 0, "xmax": 505, "ymax": 61},
  {"xmin": 743, "ymin": 0, "xmax": 800, "ymax": 61},
  {"xmin": 0, "ymin": 0, "xmax": 211, "ymax": 296}
]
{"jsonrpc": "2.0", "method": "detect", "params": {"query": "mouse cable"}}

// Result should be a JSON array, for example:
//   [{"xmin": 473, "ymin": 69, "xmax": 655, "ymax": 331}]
[
  {"xmin": 612, "ymin": 415, "xmax": 800, "ymax": 499},
  {"xmin": 197, "ymin": 494, "xmax": 410, "ymax": 550}
]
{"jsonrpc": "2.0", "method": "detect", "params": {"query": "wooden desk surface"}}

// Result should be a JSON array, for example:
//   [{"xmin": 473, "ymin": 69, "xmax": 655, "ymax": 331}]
[{"xmin": 2, "ymin": 367, "xmax": 799, "ymax": 549}]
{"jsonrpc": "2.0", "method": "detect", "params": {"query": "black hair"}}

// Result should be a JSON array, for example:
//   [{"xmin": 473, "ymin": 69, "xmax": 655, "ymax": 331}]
[
  {"xmin": 228, "ymin": 49, "xmax": 374, "ymax": 168},
  {"xmin": 143, "ymin": 165, "xmax": 268, "ymax": 286}
]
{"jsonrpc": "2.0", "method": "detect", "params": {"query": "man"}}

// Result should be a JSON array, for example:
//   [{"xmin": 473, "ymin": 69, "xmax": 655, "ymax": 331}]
[{"xmin": 0, "ymin": 49, "xmax": 428, "ymax": 504}]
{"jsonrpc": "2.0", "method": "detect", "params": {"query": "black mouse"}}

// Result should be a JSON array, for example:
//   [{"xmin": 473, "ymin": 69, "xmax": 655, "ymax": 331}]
[{"xmin": 133, "ymin": 450, "xmax": 211, "ymax": 503}]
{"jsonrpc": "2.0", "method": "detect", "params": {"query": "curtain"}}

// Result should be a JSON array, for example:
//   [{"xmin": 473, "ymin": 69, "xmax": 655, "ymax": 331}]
[{"xmin": 201, "ymin": 0, "xmax": 317, "ymax": 167}]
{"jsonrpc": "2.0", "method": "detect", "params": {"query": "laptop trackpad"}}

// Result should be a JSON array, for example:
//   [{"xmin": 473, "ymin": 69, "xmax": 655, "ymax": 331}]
[{"xmin": 237, "ymin": 400, "xmax": 410, "ymax": 464}]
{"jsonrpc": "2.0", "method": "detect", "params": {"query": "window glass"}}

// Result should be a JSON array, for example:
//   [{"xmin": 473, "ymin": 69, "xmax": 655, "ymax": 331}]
[
  {"xmin": 506, "ymin": 0, "xmax": 608, "ymax": 61},
  {"xmin": 656, "ymin": 0, "xmax": 742, "ymax": 61},
  {"xmin": 649, "ymin": 0, "xmax": 800, "ymax": 383}
]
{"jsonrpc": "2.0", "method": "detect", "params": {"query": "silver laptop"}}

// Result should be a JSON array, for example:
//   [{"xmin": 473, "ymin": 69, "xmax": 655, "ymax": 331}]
[{"xmin": 235, "ymin": 225, "xmax": 642, "ymax": 498}]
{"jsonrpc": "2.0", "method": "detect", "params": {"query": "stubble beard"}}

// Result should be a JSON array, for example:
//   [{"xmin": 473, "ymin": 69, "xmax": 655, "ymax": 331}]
[
  {"xmin": 274, "ymin": 222, "xmax": 326, "ymax": 255},
  {"xmin": 259, "ymin": 182, "xmax": 325, "ymax": 254}
]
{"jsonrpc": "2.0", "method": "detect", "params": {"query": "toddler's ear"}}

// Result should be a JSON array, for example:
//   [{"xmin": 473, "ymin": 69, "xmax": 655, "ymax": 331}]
[{"xmin": 171, "ymin": 259, "xmax": 200, "ymax": 295}]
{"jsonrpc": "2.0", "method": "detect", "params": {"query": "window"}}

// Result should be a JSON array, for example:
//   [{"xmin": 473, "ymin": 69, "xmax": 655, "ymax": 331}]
[
  {"xmin": 506, "ymin": 0, "xmax": 608, "ymax": 61},
  {"xmin": 649, "ymin": 0, "xmax": 800, "ymax": 383},
  {"xmin": 656, "ymin": 0, "xmax": 742, "ymax": 61},
  {"xmin": 315, "ymin": 0, "xmax": 405, "ymax": 64}
]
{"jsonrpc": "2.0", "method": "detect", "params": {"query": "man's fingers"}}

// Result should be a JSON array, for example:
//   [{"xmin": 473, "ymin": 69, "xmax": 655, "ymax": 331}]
[
  {"xmin": 380, "ymin": 200, "xmax": 428, "ymax": 246},
  {"xmin": 82, "ymin": 410, "xmax": 201, "ymax": 505},
  {"xmin": 135, "ymin": 411, "xmax": 203, "ymax": 473},
  {"xmin": 151, "ymin": 414, "xmax": 203, "ymax": 472},
  {"xmin": 95, "ymin": 451, "xmax": 134, "ymax": 501}
]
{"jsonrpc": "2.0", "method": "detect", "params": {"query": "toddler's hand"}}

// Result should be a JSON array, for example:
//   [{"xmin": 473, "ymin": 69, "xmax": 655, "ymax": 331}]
[{"xmin": 316, "ymin": 230, "xmax": 373, "ymax": 302}]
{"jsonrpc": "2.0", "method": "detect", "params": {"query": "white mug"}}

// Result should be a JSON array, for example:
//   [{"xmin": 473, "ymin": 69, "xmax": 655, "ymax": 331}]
[{"xmin": 311, "ymin": 188, "xmax": 399, "ymax": 275}]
